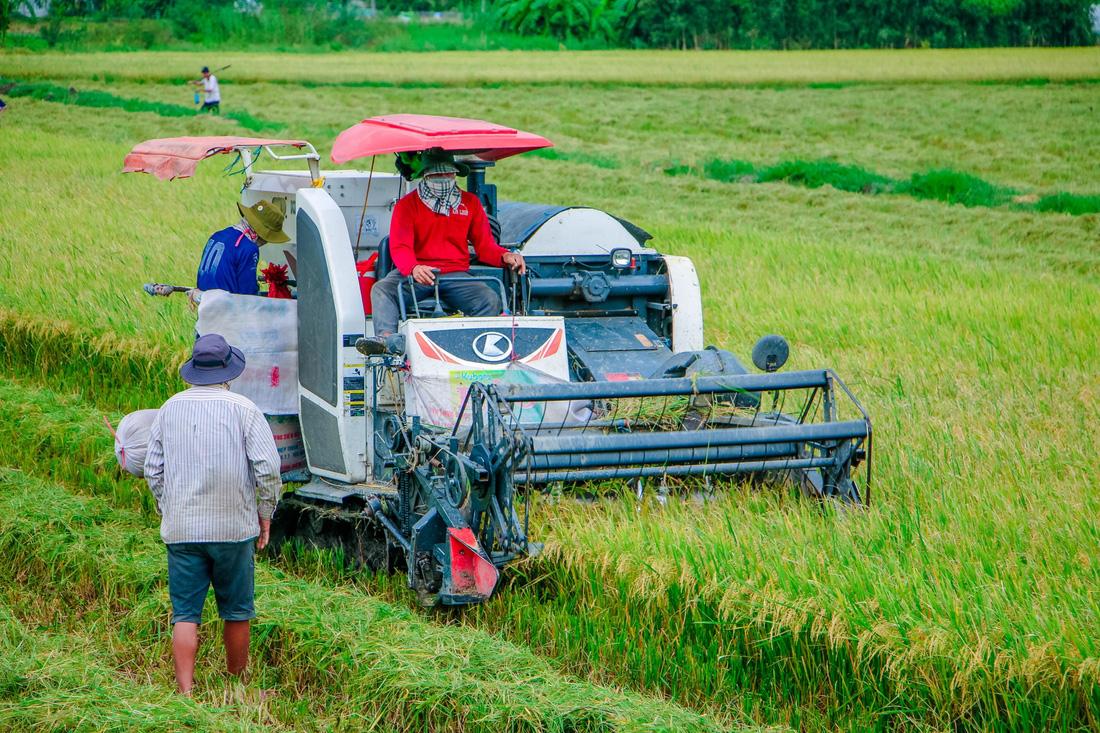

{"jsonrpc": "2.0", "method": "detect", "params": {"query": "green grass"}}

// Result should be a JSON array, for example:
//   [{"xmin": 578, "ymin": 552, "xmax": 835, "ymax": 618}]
[
  {"xmin": 672, "ymin": 159, "xmax": 1100, "ymax": 213},
  {"xmin": 1036, "ymin": 191, "xmax": 1100, "ymax": 215}
]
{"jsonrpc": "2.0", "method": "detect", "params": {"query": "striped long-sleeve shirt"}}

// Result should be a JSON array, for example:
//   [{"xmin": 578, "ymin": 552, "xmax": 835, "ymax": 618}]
[{"xmin": 144, "ymin": 386, "xmax": 282, "ymax": 544}]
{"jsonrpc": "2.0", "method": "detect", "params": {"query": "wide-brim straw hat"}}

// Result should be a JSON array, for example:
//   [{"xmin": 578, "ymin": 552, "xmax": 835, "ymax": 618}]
[
  {"xmin": 180, "ymin": 333, "xmax": 247, "ymax": 385},
  {"xmin": 237, "ymin": 199, "xmax": 289, "ymax": 244}
]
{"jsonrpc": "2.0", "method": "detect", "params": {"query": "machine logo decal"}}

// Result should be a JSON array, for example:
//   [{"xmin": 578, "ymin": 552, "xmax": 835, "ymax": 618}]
[
  {"xmin": 521, "ymin": 328, "xmax": 563, "ymax": 363},
  {"xmin": 415, "ymin": 332, "xmax": 461, "ymax": 364},
  {"xmin": 473, "ymin": 332, "xmax": 513, "ymax": 362}
]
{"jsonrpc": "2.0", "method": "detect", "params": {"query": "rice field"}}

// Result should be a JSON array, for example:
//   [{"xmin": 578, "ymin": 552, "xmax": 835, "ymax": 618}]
[
  {"xmin": 4, "ymin": 47, "xmax": 1100, "ymax": 86},
  {"xmin": 1, "ymin": 47, "xmax": 1099, "ymax": 731}
]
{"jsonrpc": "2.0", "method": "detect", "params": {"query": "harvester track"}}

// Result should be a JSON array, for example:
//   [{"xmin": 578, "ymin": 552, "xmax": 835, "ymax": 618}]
[{"xmin": 268, "ymin": 494, "xmax": 399, "ymax": 575}]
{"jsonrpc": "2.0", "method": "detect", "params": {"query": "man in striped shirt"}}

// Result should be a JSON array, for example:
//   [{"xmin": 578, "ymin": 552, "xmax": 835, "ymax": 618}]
[{"xmin": 145, "ymin": 333, "xmax": 283, "ymax": 696}]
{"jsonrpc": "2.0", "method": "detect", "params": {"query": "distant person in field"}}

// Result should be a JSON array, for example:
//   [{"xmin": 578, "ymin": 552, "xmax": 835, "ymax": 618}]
[
  {"xmin": 0, "ymin": 97, "xmax": 7, "ymax": 121},
  {"xmin": 188, "ymin": 66, "xmax": 221, "ymax": 114},
  {"xmin": 144, "ymin": 333, "xmax": 282, "ymax": 696},
  {"xmin": 358, "ymin": 150, "xmax": 525, "ymax": 355},
  {"xmin": 196, "ymin": 199, "xmax": 288, "ymax": 296}
]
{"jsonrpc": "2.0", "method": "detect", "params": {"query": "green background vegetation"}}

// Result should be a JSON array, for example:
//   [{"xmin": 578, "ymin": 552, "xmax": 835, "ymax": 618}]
[
  {"xmin": 1, "ymin": 47, "xmax": 1099, "ymax": 731},
  {"xmin": 1, "ymin": 0, "xmax": 1096, "ymax": 52}
]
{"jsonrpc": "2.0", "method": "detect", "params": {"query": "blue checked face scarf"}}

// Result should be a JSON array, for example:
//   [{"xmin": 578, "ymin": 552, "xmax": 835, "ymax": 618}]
[{"xmin": 416, "ymin": 162, "xmax": 462, "ymax": 216}]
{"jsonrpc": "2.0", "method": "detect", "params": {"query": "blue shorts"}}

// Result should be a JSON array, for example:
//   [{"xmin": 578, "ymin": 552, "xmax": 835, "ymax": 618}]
[{"xmin": 166, "ymin": 540, "xmax": 255, "ymax": 625}]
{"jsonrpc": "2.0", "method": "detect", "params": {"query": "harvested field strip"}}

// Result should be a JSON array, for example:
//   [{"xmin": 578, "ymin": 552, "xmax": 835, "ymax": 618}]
[
  {"xmin": 3, "ymin": 48, "xmax": 1100, "ymax": 88},
  {"xmin": 0, "ymin": 603, "xmax": 275, "ymax": 733},
  {"xmin": 3, "ymin": 376, "xmax": 1098, "ymax": 731},
  {"xmin": 2, "ymin": 80, "xmax": 278, "ymax": 133},
  {"xmin": 0, "ymin": 467, "xmax": 752, "ymax": 733}
]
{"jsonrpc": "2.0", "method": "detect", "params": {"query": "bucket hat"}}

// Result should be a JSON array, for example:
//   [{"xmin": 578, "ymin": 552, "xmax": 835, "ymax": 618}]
[
  {"xmin": 181, "ymin": 334, "xmax": 246, "ymax": 385},
  {"xmin": 237, "ymin": 199, "xmax": 289, "ymax": 244}
]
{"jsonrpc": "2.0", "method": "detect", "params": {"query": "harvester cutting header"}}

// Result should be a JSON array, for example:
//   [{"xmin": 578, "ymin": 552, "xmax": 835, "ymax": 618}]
[{"xmin": 124, "ymin": 114, "xmax": 872, "ymax": 606}]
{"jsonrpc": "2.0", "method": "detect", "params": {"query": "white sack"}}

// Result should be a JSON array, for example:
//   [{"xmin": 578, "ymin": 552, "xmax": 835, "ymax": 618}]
[
  {"xmin": 114, "ymin": 409, "xmax": 159, "ymax": 477},
  {"xmin": 196, "ymin": 289, "xmax": 299, "ymax": 415}
]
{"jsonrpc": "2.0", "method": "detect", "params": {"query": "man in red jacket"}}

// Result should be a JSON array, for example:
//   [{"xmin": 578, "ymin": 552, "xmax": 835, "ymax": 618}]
[{"xmin": 361, "ymin": 152, "xmax": 525, "ymax": 354}]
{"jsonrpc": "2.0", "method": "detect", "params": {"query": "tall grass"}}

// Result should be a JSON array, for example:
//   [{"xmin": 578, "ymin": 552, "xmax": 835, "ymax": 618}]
[{"xmin": 0, "ymin": 308, "xmax": 183, "ymax": 415}]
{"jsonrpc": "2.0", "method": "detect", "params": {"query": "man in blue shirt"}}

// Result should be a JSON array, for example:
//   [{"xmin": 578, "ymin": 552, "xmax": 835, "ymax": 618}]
[{"xmin": 196, "ymin": 199, "xmax": 288, "ymax": 295}]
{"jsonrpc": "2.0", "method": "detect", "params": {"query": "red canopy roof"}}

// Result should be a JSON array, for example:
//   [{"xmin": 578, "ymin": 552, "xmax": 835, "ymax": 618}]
[
  {"xmin": 122, "ymin": 136, "xmax": 311, "ymax": 180},
  {"xmin": 331, "ymin": 114, "xmax": 552, "ymax": 164}
]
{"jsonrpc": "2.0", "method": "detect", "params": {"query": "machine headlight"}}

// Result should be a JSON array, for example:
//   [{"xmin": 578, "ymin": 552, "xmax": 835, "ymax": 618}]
[{"xmin": 610, "ymin": 248, "xmax": 632, "ymax": 268}]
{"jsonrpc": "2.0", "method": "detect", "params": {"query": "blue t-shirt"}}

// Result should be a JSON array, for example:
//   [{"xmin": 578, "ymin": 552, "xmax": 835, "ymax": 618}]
[{"xmin": 196, "ymin": 226, "xmax": 260, "ymax": 295}]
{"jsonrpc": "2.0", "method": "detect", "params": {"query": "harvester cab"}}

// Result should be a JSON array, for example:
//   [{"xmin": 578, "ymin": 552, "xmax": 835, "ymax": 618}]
[{"xmin": 125, "ymin": 115, "xmax": 872, "ymax": 606}]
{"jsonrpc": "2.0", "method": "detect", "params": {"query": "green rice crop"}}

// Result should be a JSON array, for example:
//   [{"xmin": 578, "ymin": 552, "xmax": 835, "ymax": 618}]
[
  {"xmin": 674, "ymin": 159, "xmax": 1099, "ymax": 213},
  {"xmin": 3, "ymin": 47, "xmax": 1100, "ymax": 87}
]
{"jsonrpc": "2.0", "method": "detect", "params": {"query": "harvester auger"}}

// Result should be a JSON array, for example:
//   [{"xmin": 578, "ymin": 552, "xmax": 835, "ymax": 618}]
[
  {"xmin": 467, "ymin": 369, "xmax": 871, "ymax": 497},
  {"xmin": 123, "ymin": 115, "xmax": 872, "ymax": 607}
]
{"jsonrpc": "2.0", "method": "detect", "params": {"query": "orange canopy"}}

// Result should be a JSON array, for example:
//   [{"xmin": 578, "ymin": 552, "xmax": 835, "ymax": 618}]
[
  {"xmin": 122, "ymin": 136, "xmax": 312, "ymax": 180},
  {"xmin": 331, "ymin": 114, "xmax": 552, "ymax": 164}
]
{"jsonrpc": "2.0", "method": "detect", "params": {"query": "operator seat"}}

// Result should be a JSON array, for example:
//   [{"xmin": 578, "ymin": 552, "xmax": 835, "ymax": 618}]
[
  {"xmin": 373, "ymin": 236, "xmax": 512, "ymax": 321},
  {"xmin": 375, "ymin": 236, "xmax": 393, "ymax": 280}
]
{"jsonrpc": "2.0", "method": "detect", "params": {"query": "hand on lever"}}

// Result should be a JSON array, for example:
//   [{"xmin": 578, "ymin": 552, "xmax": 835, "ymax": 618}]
[
  {"xmin": 502, "ymin": 252, "xmax": 526, "ymax": 275},
  {"xmin": 412, "ymin": 264, "xmax": 436, "ymax": 286}
]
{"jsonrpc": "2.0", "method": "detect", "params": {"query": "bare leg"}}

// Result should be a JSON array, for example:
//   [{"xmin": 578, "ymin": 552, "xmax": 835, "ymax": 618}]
[
  {"xmin": 223, "ymin": 619, "xmax": 250, "ymax": 677},
  {"xmin": 172, "ymin": 622, "xmax": 199, "ymax": 696}
]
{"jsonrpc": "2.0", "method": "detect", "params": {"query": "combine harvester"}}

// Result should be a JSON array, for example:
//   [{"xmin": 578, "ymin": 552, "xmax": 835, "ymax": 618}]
[{"xmin": 125, "ymin": 115, "xmax": 872, "ymax": 605}]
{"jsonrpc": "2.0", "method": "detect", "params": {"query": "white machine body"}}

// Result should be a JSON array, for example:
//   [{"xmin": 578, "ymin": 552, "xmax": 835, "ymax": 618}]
[{"xmin": 214, "ymin": 167, "xmax": 706, "ymax": 485}]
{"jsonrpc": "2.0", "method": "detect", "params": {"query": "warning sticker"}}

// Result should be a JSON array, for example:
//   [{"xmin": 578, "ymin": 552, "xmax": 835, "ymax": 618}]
[{"xmin": 343, "ymin": 363, "xmax": 366, "ymax": 416}]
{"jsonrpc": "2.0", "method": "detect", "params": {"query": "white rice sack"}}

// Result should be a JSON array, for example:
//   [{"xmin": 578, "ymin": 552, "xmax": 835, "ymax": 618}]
[
  {"xmin": 196, "ymin": 289, "xmax": 299, "ymax": 415},
  {"xmin": 114, "ymin": 409, "xmax": 159, "ymax": 477}
]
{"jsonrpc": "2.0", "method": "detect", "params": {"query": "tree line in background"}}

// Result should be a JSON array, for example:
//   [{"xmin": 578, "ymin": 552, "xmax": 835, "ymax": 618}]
[
  {"xmin": 1, "ymin": 0, "xmax": 1095, "ymax": 51},
  {"xmin": 502, "ymin": 0, "xmax": 1097, "ymax": 49}
]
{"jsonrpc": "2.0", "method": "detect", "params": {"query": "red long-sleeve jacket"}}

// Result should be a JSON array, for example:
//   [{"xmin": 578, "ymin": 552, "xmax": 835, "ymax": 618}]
[{"xmin": 388, "ymin": 190, "xmax": 506, "ymax": 276}]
